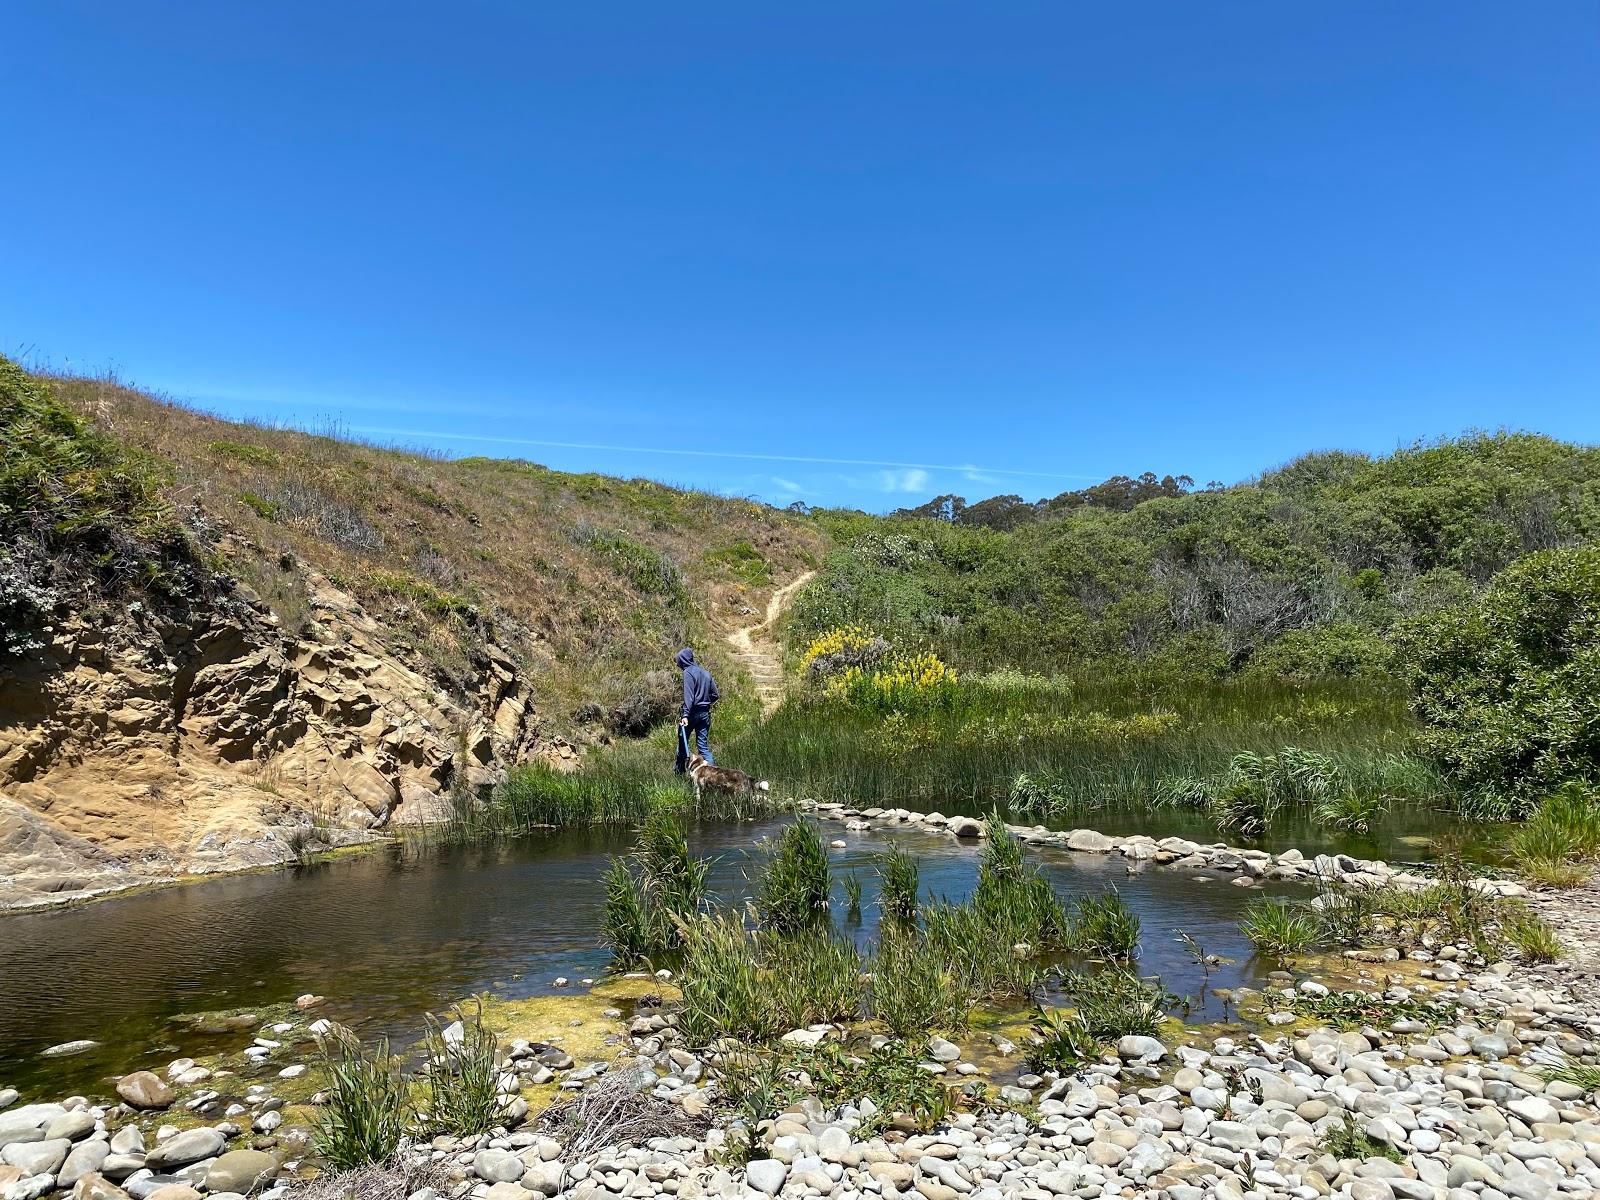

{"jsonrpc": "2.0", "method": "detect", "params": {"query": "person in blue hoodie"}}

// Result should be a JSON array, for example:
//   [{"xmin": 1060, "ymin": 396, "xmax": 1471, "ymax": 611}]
[{"xmin": 673, "ymin": 647, "xmax": 720, "ymax": 773}]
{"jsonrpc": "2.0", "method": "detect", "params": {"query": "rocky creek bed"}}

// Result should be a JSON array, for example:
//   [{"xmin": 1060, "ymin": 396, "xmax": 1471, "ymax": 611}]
[{"xmin": 2, "ymin": 808, "xmax": 1595, "ymax": 1200}]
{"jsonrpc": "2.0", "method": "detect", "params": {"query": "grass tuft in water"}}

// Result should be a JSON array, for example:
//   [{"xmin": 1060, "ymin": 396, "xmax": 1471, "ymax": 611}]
[
  {"xmin": 1070, "ymin": 891, "xmax": 1141, "ymax": 960},
  {"xmin": 601, "ymin": 809, "xmax": 709, "ymax": 967},
  {"xmin": 754, "ymin": 819, "xmax": 831, "ymax": 935},
  {"xmin": 1241, "ymin": 897, "xmax": 1322, "ymax": 957},
  {"xmin": 876, "ymin": 844, "xmax": 920, "ymax": 928}
]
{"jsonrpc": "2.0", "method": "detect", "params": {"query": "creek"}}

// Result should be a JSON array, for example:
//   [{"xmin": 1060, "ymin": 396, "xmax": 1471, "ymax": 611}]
[{"xmin": 0, "ymin": 817, "xmax": 1305, "ymax": 1100}]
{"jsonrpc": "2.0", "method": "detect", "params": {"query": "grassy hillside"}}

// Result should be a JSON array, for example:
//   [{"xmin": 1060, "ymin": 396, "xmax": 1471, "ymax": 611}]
[{"xmin": 19, "ymin": 364, "xmax": 825, "ymax": 731}]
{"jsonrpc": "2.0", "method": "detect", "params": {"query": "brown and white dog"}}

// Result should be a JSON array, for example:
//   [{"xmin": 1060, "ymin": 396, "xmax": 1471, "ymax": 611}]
[{"xmin": 685, "ymin": 754, "xmax": 771, "ymax": 803}]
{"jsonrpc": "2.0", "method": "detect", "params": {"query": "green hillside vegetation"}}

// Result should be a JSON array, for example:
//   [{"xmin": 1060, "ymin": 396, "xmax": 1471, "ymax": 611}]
[
  {"xmin": 760, "ymin": 434, "xmax": 1600, "ymax": 848},
  {"xmin": 793, "ymin": 434, "xmax": 1600, "ymax": 678}
]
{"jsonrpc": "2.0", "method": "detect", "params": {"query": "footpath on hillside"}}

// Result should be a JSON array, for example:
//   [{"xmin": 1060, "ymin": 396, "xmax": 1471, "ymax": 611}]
[{"xmin": 726, "ymin": 570, "xmax": 815, "ymax": 714}]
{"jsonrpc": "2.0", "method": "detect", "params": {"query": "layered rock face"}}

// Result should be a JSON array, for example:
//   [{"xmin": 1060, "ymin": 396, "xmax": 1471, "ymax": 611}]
[{"xmin": 0, "ymin": 569, "xmax": 538, "ymax": 907}]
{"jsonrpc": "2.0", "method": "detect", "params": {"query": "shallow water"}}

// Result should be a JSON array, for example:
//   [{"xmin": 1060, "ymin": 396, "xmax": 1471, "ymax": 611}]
[{"xmin": 0, "ymin": 817, "xmax": 1302, "ymax": 1100}]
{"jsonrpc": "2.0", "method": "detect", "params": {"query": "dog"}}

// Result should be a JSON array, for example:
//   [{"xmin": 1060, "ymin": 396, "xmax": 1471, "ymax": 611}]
[{"xmin": 685, "ymin": 754, "xmax": 771, "ymax": 803}]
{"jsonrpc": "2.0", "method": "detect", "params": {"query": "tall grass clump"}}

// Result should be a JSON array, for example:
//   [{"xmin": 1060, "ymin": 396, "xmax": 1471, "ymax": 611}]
[
  {"xmin": 871, "ymin": 930, "xmax": 971, "ymax": 1037},
  {"xmin": 1498, "ymin": 903, "xmax": 1564, "ymax": 964},
  {"xmin": 921, "ymin": 902, "xmax": 1049, "ymax": 1001},
  {"xmin": 1241, "ymin": 897, "xmax": 1321, "ymax": 957},
  {"xmin": 601, "ymin": 809, "xmax": 708, "ymax": 967},
  {"xmin": 420, "ymin": 1004, "xmax": 501, "ymax": 1136},
  {"xmin": 1058, "ymin": 969, "xmax": 1175, "ymax": 1041},
  {"xmin": 755, "ymin": 820, "xmax": 831, "ymax": 934},
  {"xmin": 972, "ymin": 812, "xmax": 1070, "ymax": 951},
  {"xmin": 842, "ymin": 873, "xmax": 863, "ymax": 923},
  {"xmin": 876, "ymin": 844, "xmax": 920, "ymax": 927},
  {"xmin": 312, "ymin": 1031, "xmax": 411, "ymax": 1170},
  {"xmin": 1510, "ymin": 783, "xmax": 1600, "ymax": 888},
  {"xmin": 1316, "ymin": 792, "xmax": 1389, "ymax": 834},
  {"xmin": 767, "ymin": 932, "xmax": 865, "ymax": 1029},
  {"xmin": 677, "ymin": 912, "xmax": 770, "ymax": 1043},
  {"xmin": 1070, "ymin": 892, "xmax": 1140, "ymax": 959}
]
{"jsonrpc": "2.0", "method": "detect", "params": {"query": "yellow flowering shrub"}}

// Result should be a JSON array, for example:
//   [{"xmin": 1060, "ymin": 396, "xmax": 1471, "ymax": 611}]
[
  {"xmin": 824, "ymin": 651, "xmax": 958, "ymax": 712},
  {"xmin": 800, "ymin": 625, "xmax": 878, "ymax": 673}
]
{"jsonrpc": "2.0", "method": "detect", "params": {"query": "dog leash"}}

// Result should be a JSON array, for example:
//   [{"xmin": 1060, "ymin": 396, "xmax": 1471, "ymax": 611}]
[{"xmin": 679, "ymin": 722, "xmax": 691, "ymax": 762}]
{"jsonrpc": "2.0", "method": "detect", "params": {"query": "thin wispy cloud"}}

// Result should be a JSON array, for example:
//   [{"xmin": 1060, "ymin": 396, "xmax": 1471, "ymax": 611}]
[
  {"xmin": 346, "ymin": 425, "xmax": 1096, "ymax": 482},
  {"xmin": 769, "ymin": 475, "xmax": 803, "ymax": 494},
  {"xmin": 878, "ymin": 468, "xmax": 930, "ymax": 493}
]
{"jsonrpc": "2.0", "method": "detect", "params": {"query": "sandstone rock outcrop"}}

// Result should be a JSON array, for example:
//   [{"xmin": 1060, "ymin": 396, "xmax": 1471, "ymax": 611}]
[{"xmin": 0, "ymin": 565, "xmax": 541, "ymax": 907}]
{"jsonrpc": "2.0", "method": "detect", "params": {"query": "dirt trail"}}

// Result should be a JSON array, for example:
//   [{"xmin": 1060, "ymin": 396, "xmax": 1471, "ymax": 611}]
[{"xmin": 727, "ymin": 570, "xmax": 815, "ymax": 714}]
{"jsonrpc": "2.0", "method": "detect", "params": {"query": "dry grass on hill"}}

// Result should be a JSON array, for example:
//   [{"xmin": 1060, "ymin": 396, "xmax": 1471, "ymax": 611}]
[{"xmin": 44, "ymin": 371, "xmax": 825, "ymax": 720}]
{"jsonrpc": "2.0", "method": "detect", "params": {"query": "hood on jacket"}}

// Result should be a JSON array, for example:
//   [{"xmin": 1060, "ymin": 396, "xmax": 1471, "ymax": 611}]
[{"xmin": 675, "ymin": 648, "xmax": 696, "ymax": 669}]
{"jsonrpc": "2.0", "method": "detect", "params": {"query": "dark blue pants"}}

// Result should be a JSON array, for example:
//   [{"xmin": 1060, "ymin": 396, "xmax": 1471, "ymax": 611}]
[{"xmin": 675, "ymin": 709, "xmax": 713, "ymax": 772}]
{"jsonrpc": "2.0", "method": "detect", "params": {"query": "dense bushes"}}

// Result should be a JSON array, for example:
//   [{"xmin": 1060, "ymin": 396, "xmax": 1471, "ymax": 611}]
[
  {"xmin": 1394, "ymin": 544, "xmax": 1600, "ymax": 810},
  {"xmin": 794, "ymin": 433, "xmax": 1600, "ymax": 680}
]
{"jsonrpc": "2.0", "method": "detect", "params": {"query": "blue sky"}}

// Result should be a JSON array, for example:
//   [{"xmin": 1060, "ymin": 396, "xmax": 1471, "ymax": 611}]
[{"xmin": 3, "ymin": 3, "xmax": 1596, "ymax": 511}]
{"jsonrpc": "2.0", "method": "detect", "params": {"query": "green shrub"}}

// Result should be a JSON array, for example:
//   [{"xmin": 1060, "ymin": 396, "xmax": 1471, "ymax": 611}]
[
  {"xmin": 1, "ymin": 359, "xmax": 173, "ymax": 553},
  {"xmin": 312, "ymin": 1031, "xmax": 411, "ymax": 1169},
  {"xmin": 755, "ymin": 820, "xmax": 831, "ymax": 935},
  {"xmin": 1316, "ymin": 792, "xmax": 1389, "ymax": 834},
  {"xmin": 703, "ymin": 539, "xmax": 772, "ymax": 587},
  {"xmin": 1057, "ymin": 969, "xmax": 1175, "ymax": 1040},
  {"xmin": 786, "ymin": 1041, "xmax": 950, "ymax": 1134},
  {"xmin": 1026, "ymin": 1006, "xmax": 1103, "ymax": 1073},
  {"xmin": 238, "ymin": 490, "xmax": 282, "ymax": 520},
  {"xmin": 1394, "ymin": 544, "xmax": 1600, "ymax": 802},
  {"xmin": 715, "ymin": 1050, "xmax": 790, "ymax": 1164}
]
